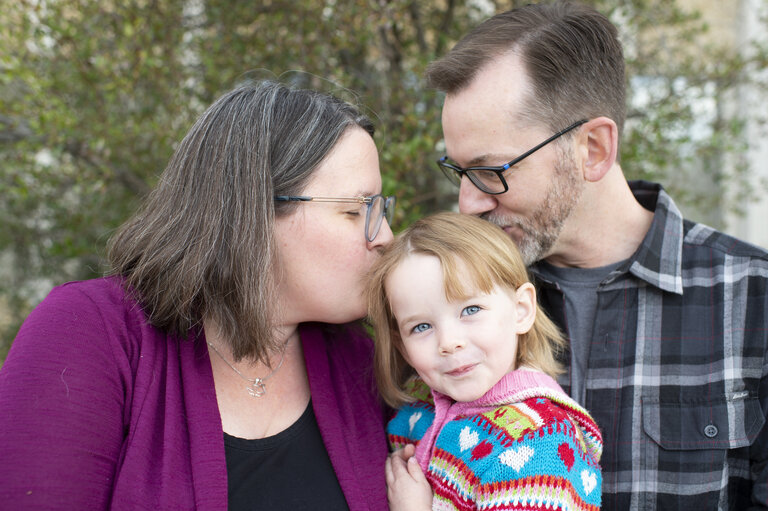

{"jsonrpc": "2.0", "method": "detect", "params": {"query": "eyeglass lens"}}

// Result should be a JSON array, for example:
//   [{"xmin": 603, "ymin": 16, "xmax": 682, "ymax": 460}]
[
  {"xmin": 440, "ymin": 163, "xmax": 504, "ymax": 194},
  {"xmin": 365, "ymin": 195, "xmax": 395, "ymax": 242},
  {"xmin": 439, "ymin": 163, "xmax": 462, "ymax": 187},
  {"xmin": 467, "ymin": 169, "xmax": 505, "ymax": 193}
]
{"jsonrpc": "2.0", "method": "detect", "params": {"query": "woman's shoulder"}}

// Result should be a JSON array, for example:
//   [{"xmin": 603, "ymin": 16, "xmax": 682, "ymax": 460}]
[
  {"xmin": 12, "ymin": 276, "xmax": 170, "ymax": 366},
  {"xmin": 44, "ymin": 276, "xmax": 138, "ymax": 313}
]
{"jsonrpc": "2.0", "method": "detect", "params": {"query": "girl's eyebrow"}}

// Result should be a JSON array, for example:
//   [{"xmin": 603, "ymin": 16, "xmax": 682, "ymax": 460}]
[{"xmin": 396, "ymin": 314, "xmax": 422, "ymax": 330}]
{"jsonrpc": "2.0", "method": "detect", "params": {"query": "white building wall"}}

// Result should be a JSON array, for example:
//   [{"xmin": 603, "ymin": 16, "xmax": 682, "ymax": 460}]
[{"xmin": 724, "ymin": 0, "xmax": 768, "ymax": 249}]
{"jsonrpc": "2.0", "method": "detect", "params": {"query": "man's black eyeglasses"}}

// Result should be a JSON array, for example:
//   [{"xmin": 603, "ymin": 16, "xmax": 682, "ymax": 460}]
[
  {"xmin": 437, "ymin": 119, "xmax": 588, "ymax": 195},
  {"xmin": 274, "ymin": 194, "xmax": 396, "ymax": 242}
]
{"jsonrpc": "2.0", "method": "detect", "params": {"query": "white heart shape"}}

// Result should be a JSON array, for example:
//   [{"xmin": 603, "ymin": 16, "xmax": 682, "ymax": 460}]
[
  {"xmin": 458, "ymin": 426, "xmax": 480, "ymax": 451},
  {"xmin": 498, "ymin": 445, "xmax": 534, "ymax": 472},
  {"xmin": 581, "ymin": 470, "xmax": 597, "ymax": 495},
  {"xmin": 408, "ymin": 411, "xmax": 422, "ymax": 433}
]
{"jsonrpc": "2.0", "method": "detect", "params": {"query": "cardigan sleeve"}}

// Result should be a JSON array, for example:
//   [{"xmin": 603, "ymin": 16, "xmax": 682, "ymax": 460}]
[{"xmin": 0, "ymin": 282, "xmax": 131, "ymax": 510}]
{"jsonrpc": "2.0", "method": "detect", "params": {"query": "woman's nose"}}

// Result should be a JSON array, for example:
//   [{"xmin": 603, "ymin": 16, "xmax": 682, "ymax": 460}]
[{"xmin": 370, "ymin": 218, "xmax": 394, "ymax": 248}]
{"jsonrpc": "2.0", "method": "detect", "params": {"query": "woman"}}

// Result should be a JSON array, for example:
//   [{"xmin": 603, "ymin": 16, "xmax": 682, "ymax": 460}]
[{"xmin": 0, "ymin": 81, "xmax": 394, "ymax": 510}]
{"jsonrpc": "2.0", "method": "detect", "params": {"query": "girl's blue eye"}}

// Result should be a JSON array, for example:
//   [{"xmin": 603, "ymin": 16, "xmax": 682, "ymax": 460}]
[
  {"xmin": 411, "ymin": 323, "xmax": 431, "ymax": 334},
  {"xmin": 462, "ymin": 305, "xmax": 481, "ymax": 316}
]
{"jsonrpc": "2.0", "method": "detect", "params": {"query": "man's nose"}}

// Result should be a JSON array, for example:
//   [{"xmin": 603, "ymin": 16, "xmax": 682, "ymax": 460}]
[{"xmin": 458, "ymin": 177, "xmax": 498, "ymax": 216}]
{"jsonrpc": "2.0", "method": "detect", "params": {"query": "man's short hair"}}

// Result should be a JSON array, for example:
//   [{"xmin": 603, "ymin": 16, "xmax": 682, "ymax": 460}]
[{"xmin": 426, "ymin": 1, "xmax": 626, "ymax": 137}]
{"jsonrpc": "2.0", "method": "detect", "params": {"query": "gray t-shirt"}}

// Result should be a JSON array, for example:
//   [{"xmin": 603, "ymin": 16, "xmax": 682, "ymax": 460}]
[{"xmin": 535, "ymin": 260, "xmax": 625, "ymax": 405}]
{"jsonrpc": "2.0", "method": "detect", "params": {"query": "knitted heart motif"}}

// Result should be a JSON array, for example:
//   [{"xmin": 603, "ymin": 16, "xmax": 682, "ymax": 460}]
[
  {"xmin": 408, "ymin": 412, "xmax": 422, "ymax": 433},
  {"xmin": 459, "ymin": 427, "xmax": 480, "ymax": 451},
  {"xmin": 498, "ymin": 445, "xmax": 534, "ymax": 472},
  {"xmin": 581, "ymin": 470, "xmax": 597, "ymax": 495},
  {"xmin": 470, "ymin": 440, "xmax": 493, "ymax": 461},
  {"xmin": 558, "ymin": 442, "xmax": 575, "ymax": 471}
]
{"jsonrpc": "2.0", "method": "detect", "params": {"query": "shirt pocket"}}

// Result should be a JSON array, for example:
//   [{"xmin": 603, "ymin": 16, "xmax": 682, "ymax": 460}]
[
  {"xmin": 639, "ymin": 391, "xmax": 764, "ymax": 508},
  {"xmin": 642, "ymin": 391, "xmax": 763, "ymax": 450}
]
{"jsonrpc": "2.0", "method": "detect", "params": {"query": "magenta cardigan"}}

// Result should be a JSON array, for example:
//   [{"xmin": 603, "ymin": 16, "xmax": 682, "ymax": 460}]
[{"xmin": 0, "ymin": 277, "xmax": 388, "ymax": 510}]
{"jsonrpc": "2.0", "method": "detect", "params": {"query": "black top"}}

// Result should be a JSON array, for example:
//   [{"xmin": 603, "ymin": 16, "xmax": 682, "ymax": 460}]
[{"xmin": 223, "ymin": 400, "xmax": 350, "ymax": 511}]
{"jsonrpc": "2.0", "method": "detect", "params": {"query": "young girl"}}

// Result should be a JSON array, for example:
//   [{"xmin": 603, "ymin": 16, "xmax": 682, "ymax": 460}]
[{"xmin": 367, "ymin": 212, "xmax": 602, "ymax": 511}]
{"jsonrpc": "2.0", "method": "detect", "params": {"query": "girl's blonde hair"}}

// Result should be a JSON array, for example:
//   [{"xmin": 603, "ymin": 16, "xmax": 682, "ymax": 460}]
[{"xmin": 366, "ymin": 211, "xmax": 565, "ymax": 408}]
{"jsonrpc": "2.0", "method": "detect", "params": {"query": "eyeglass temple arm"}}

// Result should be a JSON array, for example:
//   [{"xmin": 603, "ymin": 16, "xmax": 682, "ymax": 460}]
[
  {"xmin": 274, "ymin": 195, "xmax": 372, "ymax": 204},
  {"xmin": 274, "ymin": 195, "xmax": 312, "ymax": 202}
]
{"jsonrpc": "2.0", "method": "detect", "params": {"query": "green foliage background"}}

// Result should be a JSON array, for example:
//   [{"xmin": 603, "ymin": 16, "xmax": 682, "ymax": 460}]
[{"xmin": 2, "ymin": 0, "xmax": 767, "ymax": 360}]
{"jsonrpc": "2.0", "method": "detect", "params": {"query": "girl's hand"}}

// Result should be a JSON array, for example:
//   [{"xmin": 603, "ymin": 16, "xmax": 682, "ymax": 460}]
[{"xmin": 385, "ymin": 444, "xmax": 433, "ymax": 511}]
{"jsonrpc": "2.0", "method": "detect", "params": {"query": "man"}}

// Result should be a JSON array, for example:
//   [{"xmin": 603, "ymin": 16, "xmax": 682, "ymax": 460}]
[{"xmin": 426, "ymin": 2, "xmax": 768, "ymax": 509}]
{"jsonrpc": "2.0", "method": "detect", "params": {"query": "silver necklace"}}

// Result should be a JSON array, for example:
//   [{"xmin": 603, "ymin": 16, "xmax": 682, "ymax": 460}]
[{"xmin": 207, "ymin": 342, "xmax": 287, "ymax": 398}]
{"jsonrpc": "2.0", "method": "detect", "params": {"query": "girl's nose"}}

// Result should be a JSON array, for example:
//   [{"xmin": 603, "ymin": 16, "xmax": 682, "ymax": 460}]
[{"xmin": 437, "ymin": 330, "xmax": 466, "ymax": 355}]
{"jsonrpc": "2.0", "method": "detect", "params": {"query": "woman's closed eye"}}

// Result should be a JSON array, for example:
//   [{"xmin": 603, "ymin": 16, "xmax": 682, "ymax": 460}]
[
  {"xmin": 461, "ymin": 305, "xmax": 482, "ymax": 316},
  {"xmin": 411, "ymin": 322, "xmax": 431, "ymax": 334}
]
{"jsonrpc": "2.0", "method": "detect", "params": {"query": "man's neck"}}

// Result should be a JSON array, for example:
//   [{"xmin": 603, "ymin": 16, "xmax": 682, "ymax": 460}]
[{"xmin": 544, "ymin": 171, "xmax": 654, "ymax": 268}]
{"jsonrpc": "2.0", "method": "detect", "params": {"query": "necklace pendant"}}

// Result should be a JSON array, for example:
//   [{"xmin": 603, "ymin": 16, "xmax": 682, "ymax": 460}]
[{"xmin": 247, "ymin": 378, "xmax": 267, "ymax": 397}]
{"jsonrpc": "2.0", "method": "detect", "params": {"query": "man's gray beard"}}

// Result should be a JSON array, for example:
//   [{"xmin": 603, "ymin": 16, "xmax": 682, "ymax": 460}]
[
  {"xmin": 484, "ymin": 213, "xmax": 554, "ymax": 266},
  {"xmin": 483, "ymin": 150, "xmax": 582, "ymax": 266}
]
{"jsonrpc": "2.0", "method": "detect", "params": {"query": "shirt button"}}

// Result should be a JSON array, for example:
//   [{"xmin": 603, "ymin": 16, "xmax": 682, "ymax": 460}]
[{"xmin": 704, "ymin": 424, "xmax": 719, "ymax": 438}]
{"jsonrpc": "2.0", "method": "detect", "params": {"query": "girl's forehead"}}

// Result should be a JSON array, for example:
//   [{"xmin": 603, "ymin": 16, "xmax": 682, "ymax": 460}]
[{"xmin": 385, "ymin": 251, "xmax": 503, "ymax": 297}]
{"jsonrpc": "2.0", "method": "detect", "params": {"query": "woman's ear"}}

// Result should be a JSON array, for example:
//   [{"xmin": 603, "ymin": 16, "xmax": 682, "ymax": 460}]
[
  {"xmin": 513, "ymin": 282, "xmax": 537, "ymax": 335},
  {"xmin": 580, "ymin": 117, "xmax": 618, "ymax": 183}
]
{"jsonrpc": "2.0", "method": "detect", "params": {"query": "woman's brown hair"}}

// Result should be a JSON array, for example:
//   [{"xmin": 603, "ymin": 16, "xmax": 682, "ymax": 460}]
[{"xmin": 108, "ymin": 80, "xmax": 374, "ymax": 362}]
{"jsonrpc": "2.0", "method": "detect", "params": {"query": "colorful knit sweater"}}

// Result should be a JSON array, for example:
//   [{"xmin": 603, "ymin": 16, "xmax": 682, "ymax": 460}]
[{"xmin": 387, "ymin": 369, "xmax": 603, "ymax": 510}]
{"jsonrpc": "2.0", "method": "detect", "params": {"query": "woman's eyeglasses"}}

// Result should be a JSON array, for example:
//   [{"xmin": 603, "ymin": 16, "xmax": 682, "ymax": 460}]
[{"xmin": 274, "ymin": 194, "xmax": 396, "ymax": 242}]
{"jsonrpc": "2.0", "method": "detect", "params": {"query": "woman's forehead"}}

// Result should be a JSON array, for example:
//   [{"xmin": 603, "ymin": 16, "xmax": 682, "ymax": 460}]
[{"xmin": 302, "ymin": 128, "xmax": 381, "ymax": 196}]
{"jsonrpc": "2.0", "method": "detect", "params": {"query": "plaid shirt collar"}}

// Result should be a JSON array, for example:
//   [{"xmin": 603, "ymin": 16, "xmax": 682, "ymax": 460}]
[{"xmin": 623, "ymin": 180, "xmax": 684, "ymax": 295}]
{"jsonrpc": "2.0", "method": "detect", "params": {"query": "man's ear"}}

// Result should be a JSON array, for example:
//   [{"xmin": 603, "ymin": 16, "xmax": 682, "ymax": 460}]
[
  {"xmin": 513, "ymin": 282, "xmax": 537, "ymax": 335},
  {"xmin": 580, "ymin": 117, "xmax": 618, "ymax": 183}
]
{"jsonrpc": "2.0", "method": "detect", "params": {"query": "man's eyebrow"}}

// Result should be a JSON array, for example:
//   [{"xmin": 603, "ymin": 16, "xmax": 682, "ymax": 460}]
[{"xmin": 462, "ymin": 153, "xmax": 517, "ymax": 167}]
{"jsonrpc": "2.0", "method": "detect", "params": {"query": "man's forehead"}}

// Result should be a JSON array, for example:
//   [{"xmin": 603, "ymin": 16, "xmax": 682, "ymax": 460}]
[{"xmin": 449, "ymin": 52, "xmax": 530, "ymax": 103}]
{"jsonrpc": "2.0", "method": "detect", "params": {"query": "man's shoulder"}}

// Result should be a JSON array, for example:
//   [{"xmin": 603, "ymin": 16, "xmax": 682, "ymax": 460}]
[
  {"xmin": 630, "ymin": 179, "xmax": 768, "ymax": 268},
  {"xmin": 682, "ymin": 219, "xmax": 768, "ymax": 261}
]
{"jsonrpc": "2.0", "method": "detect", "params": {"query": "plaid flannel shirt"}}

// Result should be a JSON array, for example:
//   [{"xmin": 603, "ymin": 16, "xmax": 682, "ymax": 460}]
[{"xmin": 531, "ymin": 181, "xmax": 768, "ymax": 510}]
